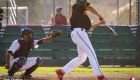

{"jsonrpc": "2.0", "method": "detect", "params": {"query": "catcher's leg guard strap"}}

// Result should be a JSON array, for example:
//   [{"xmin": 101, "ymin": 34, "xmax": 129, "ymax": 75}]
[
  {"xmin": 24, "ymin": 56, "xmax": 42, "ymax": 76},
  {"xmin": 8, "ymin": 56, "xmax": 26, "ymax": 76}
]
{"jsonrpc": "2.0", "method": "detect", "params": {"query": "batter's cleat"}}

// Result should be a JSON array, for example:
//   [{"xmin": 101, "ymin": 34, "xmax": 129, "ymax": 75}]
[
  {"xmin": 97, "ymin": 75, "xmax": 107, "ymax": 80},
  {"xmin": 55, "ymin": 69, "xmax": 64, "ymax": 80}
]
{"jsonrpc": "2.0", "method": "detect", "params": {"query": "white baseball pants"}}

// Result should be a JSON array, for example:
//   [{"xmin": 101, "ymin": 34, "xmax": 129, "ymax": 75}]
[
  {"xmin": 10, "ymin": 57, "xmax": 38, "ymax": 72},
  {"xmin": 62, "ymin": 28, "xmax": 103, "ymax": 76}
]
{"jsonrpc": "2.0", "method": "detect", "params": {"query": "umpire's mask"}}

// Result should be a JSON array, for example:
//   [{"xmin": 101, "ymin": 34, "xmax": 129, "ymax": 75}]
[{"xmin": 21, "ymin": 28, "xmax": 35, "ymax": 50}]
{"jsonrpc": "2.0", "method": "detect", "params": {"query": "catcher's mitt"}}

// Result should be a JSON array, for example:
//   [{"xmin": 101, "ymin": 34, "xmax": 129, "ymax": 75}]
[{"xmin": 50, "ymin": 30, "xmax": 62, "ymax": 38}]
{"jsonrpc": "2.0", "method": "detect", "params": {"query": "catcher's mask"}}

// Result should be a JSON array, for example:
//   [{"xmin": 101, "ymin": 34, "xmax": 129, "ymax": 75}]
[
  {"xmin": 76, "ymin": 0, "xmax": 87, "ymax": 3},
  {"xmin": 21, "ymin": 28, "xmax": 35, "ymax": 49}
]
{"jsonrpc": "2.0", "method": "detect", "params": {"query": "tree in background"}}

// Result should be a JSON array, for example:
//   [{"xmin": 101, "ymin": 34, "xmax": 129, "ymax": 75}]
[{"xmin": 119, "ymin": 3, "xmax": 136, "ymax": 25}]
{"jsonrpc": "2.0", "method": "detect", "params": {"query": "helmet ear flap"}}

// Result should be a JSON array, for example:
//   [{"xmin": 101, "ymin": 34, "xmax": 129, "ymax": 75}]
[
  {"xmin": 21, "ymin": 28, "xmax": 28, "ymax": 37},
  {"xmin": 21, "ymin": 29, "xmax": 25, "ymax": 37}
]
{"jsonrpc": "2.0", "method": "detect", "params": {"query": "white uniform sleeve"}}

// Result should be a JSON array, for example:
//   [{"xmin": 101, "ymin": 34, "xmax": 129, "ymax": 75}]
[
  {"xmin": 34, "ymin": 40, "xmax": 39, "ymax": 48},
  {"xmin": 8, "ymin": 40, "xmax": 20, "ymax": 54}
]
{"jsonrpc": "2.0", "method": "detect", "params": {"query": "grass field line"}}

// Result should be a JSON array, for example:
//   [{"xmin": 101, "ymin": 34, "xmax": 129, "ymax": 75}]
[{"xmin": 0, "ymin": 67, "xmax": 140, "ymax": 75}]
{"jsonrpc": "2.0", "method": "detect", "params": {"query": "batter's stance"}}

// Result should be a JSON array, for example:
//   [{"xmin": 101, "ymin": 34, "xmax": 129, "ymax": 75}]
[
  {"xmin": 5, "ymin": 28, "xmax": 61, "ymax": 79},
  {"xmin": 55, "ymin": 0, "xmax": 107, "ymax": 80}
]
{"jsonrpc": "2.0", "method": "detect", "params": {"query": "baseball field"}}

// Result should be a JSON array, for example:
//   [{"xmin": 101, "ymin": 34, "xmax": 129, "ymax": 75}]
[{"xmin": 0, "ymin": 67, "xmax": 140, "ymax": 80}]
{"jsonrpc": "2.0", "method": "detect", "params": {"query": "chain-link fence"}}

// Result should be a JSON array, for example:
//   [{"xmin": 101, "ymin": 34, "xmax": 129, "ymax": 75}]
[{"xmin": 0, "ymin": 0, "xmax": 137, "ymax": 26}]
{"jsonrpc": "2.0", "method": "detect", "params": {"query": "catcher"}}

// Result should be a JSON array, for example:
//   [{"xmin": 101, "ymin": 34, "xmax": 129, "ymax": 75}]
[
  {"xmin": 5, "ymin": 28, "xmax": 61, "ymax": 79},
  {"xmin": 0, "ymin": 8, "xmax": 4, "ymax": 30}
]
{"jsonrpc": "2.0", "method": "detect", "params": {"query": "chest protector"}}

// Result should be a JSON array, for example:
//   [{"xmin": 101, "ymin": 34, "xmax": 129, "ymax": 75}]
[{"xmin": 13, "ymin": 39, "xmax": 32, "ymax": 59}]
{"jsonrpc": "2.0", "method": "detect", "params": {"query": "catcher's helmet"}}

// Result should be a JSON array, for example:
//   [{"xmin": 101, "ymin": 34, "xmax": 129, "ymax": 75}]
[
  {"xmin": 21, "ymin": 28, "xmax": 35, "ymax": 37},
  {"xmin": 76, "ymin": 0, "xmax": 87, "ymax": 3}
]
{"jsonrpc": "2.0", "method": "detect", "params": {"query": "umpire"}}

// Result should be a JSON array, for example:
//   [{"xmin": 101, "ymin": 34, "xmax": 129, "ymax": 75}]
[{"xmin": 5, "ymin": 28, "xmax": 61, "ymax": 79}]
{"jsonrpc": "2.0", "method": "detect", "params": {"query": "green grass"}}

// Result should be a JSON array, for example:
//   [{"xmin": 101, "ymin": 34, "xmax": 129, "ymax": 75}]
[{"xmin": 0, "ymin": 67, "xmax": 140, "ymax": 75}]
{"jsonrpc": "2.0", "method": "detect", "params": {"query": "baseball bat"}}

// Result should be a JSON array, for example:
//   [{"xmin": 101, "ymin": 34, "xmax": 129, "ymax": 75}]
[{"xmin": 104, "ymin": 24, "xmax": 118, "ymax": 37}]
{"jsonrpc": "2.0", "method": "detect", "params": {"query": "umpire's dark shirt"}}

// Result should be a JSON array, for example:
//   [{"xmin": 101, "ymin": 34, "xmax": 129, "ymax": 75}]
[{"xmin": 70, "ymin": 2, "xmax": 91, "ymax": 31}]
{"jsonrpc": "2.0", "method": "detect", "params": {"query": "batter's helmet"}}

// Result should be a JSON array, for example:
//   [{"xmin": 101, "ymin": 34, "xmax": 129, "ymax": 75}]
[
  {"xmin": 21, "ymin": 28, "xmax": 35, "ymax": 37},
  {"xmin": 76, "ymin": 0, "xmax": 87, "ymax": 3}
]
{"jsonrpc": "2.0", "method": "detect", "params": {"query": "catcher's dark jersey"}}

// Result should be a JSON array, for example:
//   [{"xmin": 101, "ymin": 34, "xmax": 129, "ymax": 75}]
[
  {"xmin": 13, "ymin": 39, "xmax": 31, "ymax": 59},
  {"xmin": 70, "ymin": 2, "xmax": 91, "ymax": 30},
  {"xmin": 9, "ymin": 39, "xmax": 43, "ymax": 59}
]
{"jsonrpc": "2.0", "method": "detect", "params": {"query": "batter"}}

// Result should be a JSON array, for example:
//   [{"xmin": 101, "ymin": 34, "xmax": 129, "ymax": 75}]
[{"xmin": 55, "ymin": 0, "xmax": 107, "ymax": 80}]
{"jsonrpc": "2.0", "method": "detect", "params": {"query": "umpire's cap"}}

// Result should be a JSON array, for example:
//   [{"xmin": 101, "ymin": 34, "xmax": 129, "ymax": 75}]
[
  {"xmin": 21, "ymin": 28, "xmax": 35, "ymax": 37},
  {"xmin": 0, "ymin": 8, "xmax": 4, "ymax": 13},
  {"xmin": 76, "ymin": 0, "xmax": 87, "ymax": 3}
]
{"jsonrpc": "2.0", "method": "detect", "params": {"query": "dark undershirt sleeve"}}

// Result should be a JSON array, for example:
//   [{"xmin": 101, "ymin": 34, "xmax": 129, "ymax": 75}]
[
  {"xmin": 8, "ymin": 51, "xmax": 13, "ymax": 54},
  {"xmin": 37, "ymin": 39, "xmax": 43, "ymax": 45},
  {"xmin": 8, "ymin": 51, "xmax": 14, "ymax": 56}
]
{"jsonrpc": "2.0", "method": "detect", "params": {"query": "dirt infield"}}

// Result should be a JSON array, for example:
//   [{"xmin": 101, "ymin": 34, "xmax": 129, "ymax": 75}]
[
  {"xmin": 30, "ymin": 74, "xmax": 140, "ymax": 80},
  {"xmin": 0, "ymin": 74, "xmax": 140, "ymax": 80}
]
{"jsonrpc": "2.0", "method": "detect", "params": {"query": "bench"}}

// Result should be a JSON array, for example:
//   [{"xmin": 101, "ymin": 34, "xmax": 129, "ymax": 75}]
[
  {"xmin": 40, "ymin": 26, "xmax": 140, "ymax": 66},
  {"xmin": 0, "ymin": 26, "xmax": 139, "ymax": 67}
]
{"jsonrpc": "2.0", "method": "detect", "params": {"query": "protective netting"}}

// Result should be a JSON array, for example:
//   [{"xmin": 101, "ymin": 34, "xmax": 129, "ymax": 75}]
[{"xmin": 0, "ymin": 0, "xmax": 137, "ymax": 26}]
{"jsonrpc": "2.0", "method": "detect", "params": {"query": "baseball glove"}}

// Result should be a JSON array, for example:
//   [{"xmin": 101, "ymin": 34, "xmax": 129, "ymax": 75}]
[{"xmin": 50, "ymin": 30, "xmax": 62, "ymax": 38}]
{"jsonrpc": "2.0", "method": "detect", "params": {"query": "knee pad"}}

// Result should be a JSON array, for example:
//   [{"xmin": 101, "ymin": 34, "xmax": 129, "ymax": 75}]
[
  {"xmin": 17, "ymin": 56, "xmax": 26, "ymax": 67},
  {"xmin": 23, "ymin": 57, "xmax": 42, "ymax": 76},
  {"xmin": 8, "ymin": 56, "xmax": 26, "ymax": 76},
  {"xmin": 36, "ymin": 56, "xmax": 43, "ymax": 66}
]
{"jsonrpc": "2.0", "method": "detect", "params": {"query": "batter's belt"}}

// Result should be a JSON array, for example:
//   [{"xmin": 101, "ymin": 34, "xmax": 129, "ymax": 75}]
[{"xmin": 73, "ymin": 28, "xmax": 88, "ymax": 32}]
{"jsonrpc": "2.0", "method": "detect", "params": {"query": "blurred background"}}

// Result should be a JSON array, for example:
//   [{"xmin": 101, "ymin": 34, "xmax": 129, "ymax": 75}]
[{"xmin": 0, "ymin": 0, "xmax": 139, "ymax": 26}]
